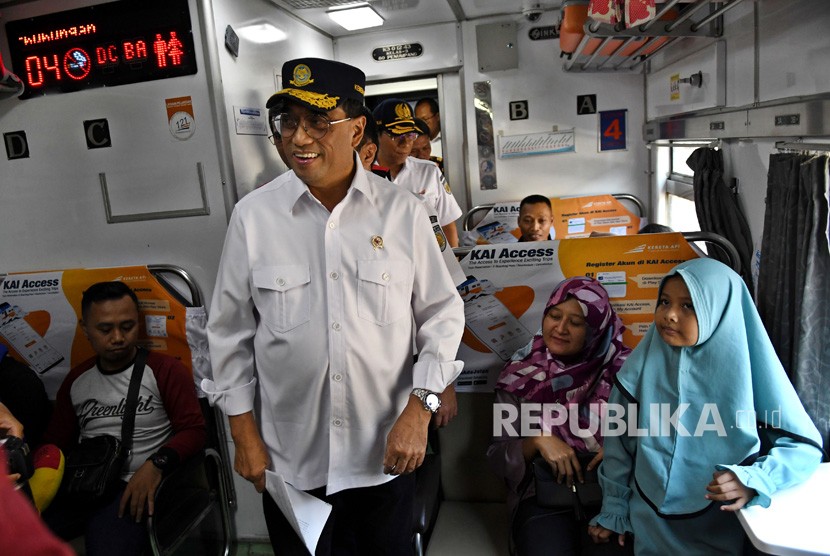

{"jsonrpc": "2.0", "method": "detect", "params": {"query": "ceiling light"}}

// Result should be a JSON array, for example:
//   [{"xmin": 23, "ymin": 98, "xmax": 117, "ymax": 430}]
[
  {"xmin": 327, "ymin": 4, "xmax": 384, "ymax": 31},
  {"xmin": 236, "ymin": 22, "xmax": 287, "ymax": 44}
]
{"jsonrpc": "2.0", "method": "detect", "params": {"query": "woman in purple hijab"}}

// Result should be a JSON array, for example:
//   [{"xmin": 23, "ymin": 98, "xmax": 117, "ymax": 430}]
[{"xmin": 487, "ymin": 276, "xmax": 631, "ymax": 556}]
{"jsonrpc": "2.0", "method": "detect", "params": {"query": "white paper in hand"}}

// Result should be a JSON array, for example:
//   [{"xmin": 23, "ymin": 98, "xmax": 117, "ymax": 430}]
[{"xmin": 265, "ymin": 470, "xmax": 332, "ymax": 554}]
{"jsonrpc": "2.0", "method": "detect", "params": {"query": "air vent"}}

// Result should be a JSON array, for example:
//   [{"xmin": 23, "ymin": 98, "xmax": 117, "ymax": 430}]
[{"xmin": 279, "ymin": 0, "xmax": 360, "ymax": 8}]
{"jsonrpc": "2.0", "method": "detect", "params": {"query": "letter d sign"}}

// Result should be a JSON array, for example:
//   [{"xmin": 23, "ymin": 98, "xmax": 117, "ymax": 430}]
[
  {"xmin": 4, "ymin": 131, "xmax": 29, "ymax": 160},
  {"xmin": 509, "ymin": 100, "xmax": 529, "ymax": 121}
]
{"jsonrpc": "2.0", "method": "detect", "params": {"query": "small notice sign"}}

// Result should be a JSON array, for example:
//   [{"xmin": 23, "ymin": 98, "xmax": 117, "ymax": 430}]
[
  {"xmin": 497, "ymin": 129, "xmax": 575, "ymax": 158},
  {"xmin": 528, "ymin": 26, "xmax": 558, "ymax": 40},
  {"xmin": 599, "ymin": 109, "xmax": 627, "ymax": 152},
  {"xmin": 372, "ymin": 43, "xmax": 423, "ymax": 61}
]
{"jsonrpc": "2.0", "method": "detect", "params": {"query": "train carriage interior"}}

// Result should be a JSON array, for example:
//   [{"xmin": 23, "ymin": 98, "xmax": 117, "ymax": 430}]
[{"xmin": 1, "ymin": 0, "xmax": 828, "ymax": 554}]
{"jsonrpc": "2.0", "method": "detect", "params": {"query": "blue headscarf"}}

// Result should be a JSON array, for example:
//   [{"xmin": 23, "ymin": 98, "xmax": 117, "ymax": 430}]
[{"xmin": 615, "ymin": 258, "xmax": 823, "ymax": 515}]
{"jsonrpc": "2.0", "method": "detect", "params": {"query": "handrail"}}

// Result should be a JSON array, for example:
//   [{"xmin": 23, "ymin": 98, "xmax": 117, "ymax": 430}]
[
  {"xmin": 452, "ymin": 231, "xmax": 740, "ymax": 274},
  {"xmin": 462, "ymin": 193, "xmax": 646, "ymax": 232},
  {"xmin": 148, "ymin": 264, "xmax": 204, "ymax": 307},
  {"xmin": 683, "ymin": 231, "xmax": 740, "ymax": 273}
]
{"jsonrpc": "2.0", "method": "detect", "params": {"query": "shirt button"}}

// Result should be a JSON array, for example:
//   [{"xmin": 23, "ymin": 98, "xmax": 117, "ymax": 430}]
[
  {"xmin": 328, "ymin": 222, "xmax": 336, "ymax": 229},
  {"xmin": 332, "ymin": 322, "xmax": 341, "ymax": 331},
  {"xmin": 332, "ymin": 418, "xmax": 342, "ymax": 427},
  {"xmin": 333, "ymin": 373, "xmax": 342, "ymax": 382},
  {"xmin": 330, "ymin": 271, "xmax": 339, "ymax": 280},
  {"xmin": 382, "ymin": 272, "xmax": 390, "ymax": 281},
  {"xmin": 276, "ymin": 278, "xmax": 286, "ymax": 286}
]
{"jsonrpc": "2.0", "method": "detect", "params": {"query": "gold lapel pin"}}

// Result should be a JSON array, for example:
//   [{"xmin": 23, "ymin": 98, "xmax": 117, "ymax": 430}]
[{"xmin": 371, "ymin": 235, "xmax": 384, "ymax": 250}]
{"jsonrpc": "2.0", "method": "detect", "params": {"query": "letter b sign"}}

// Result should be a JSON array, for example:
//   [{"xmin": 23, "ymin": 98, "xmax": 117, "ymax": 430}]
[{"xmin": 509, "ymin": 100, "xmax": 529, "ymax": 121}]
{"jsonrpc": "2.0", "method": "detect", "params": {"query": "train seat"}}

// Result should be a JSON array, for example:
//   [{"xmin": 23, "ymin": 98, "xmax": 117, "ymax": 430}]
[{"xmin": 426, "ymin": 392, "xmax": 509, "ymax": 555}]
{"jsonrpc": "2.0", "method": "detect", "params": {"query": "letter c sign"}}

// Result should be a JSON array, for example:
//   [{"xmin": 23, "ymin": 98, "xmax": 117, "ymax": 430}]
[{"xmin": 84, "ymin": 119, "xmax": 112, "ymax": 149}]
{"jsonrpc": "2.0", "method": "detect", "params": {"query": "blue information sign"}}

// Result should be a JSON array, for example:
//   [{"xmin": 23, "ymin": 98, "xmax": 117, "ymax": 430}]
[{"xmin": 599, "ymin": 109, "xmax": 627, "ymax": 151}]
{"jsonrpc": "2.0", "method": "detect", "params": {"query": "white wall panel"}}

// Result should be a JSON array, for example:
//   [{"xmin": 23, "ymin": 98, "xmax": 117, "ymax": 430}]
[
  {"xmin": 334, "ymin": 22, "xmax": 461, "ymax": 80},
  {"xmin": 758, "ymin": 0, "xmax": 830, "ymax": 102},
  {"xmin": 0, "ymin": 0, "xmax": 228, "ymax": 299},
  {"xmin": 460, "ymin": 11, "xmax": 649, "ymax": 214},
  {"xmin": 211, "ymin": 0, "xmax": 333, "ymax": 200},
  {"xmin": 646, "ymin": 41, "xmax": 725, "ymax": 119}
]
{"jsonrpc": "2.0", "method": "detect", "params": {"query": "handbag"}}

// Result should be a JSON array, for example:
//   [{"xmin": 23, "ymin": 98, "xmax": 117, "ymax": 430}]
[
  {"xmin": 62, "ymin": 349, "xmax": 147, "ymax": 500},
  {"xmin": 532, "ymin": 452, "xmax": 603, "ymax": 521}
]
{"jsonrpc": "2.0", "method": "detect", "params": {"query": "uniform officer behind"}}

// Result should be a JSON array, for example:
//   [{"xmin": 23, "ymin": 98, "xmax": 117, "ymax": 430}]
[{"xmin": 373, "ymin": 98, "xmax": 462, "ymax": 247}]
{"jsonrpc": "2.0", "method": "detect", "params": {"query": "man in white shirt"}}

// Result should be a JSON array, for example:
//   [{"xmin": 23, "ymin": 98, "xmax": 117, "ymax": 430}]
[
  {"xmin": 204, "ymin": 58, "xmax": 464, "ymax": 555},
  {"xmin": 415, "ymin": 97, "xmax": 443, "ymax": 159},
  {"xmin": 373, "ymin": 98, "xmax": 462, "ymax": 247}
]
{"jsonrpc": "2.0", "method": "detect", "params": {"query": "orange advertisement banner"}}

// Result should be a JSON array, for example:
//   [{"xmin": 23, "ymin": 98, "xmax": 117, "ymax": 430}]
[
  {"xmin": 0, "ymin": 266, "xmax": 192, "ymax": 397},
  {"xmin": 550, "ymin": 194, "xmax": 640, "ymax": 238},
  {"xmin": 455, "ymin": 233, "xmax": 698, "ymax": 391},
  {"xmin": 470, "ymin": 194, "xmax": 641, "ymax": 244}
]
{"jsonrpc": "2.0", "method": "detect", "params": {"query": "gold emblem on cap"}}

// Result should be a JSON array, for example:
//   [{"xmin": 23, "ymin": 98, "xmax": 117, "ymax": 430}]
[
  {"xmin": 371, "ymin": 235, "xmax": 384, "ymax": 250},
  {"xmin": 285, "ymin": 90, "xmax": 339, "ymax": 110},
  {"xmin": 395, "ymin": 103, "xmax": 412, "ymax": 119},
  {"xmin": 290, "ymin": 64, "xmax": 314, "ymax": 87}
]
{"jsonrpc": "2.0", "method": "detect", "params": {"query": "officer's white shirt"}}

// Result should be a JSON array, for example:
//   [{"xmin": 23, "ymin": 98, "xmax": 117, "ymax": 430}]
[
  {"xmin": 430, "ymin": 132, "xmax": 442, "ymax": 158},
  {"xmin": 392, "ymin": 156, "xmax": 461, "ymax": 227},
  {"xmin": 203, "ymin": 159, "xmax": 464, "ymax": 494}
]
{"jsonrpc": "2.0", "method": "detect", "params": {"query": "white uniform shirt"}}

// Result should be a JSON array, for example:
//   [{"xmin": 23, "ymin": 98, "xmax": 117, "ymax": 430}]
[
  {"xmin": 392, "ymin": 156, "xmax": 462, "ymax": 228},
  {"xmin": 430, "ymin": 132, "xmax": 442, "ymax": 158},
  {"xmin": 203, "ymin": 161, "xmax": 464, "ymax": 494}
]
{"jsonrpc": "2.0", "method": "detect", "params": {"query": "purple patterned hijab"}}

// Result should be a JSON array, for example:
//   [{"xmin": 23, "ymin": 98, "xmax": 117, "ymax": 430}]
[{"xmin": 495, "ymin": 277, "xmax": 630, "ymax": 405}]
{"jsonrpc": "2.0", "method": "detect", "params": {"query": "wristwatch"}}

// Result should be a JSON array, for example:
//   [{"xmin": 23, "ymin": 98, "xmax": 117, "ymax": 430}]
[
  {"xmin": 412, "ymin": 388, "xmax": 441, "ymax": 413},
  {"xmin": 149, "ymin": 452, "xmax": 172, "ymax": 473}
]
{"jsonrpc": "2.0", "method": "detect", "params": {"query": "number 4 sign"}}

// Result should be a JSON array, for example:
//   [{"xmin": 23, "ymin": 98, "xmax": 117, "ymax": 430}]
[{"xmin": 599, "ymin": 109, "xmax": 627, "ymax": 152}]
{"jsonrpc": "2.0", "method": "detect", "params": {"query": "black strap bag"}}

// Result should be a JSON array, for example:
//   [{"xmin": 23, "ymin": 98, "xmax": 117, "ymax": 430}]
[
  {"xmin": 531, "ymin": 452, "xmax": 603, "ymax": 521},
  {"xmin": 62, "ymin": 349, "xmax": 147, "ymax": 501}
]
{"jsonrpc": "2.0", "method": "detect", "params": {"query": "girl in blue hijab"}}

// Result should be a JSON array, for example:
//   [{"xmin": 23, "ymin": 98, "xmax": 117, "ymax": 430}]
[{"xmin": 588, "ymin": 258, "xmax": 824, "ymax": 555}]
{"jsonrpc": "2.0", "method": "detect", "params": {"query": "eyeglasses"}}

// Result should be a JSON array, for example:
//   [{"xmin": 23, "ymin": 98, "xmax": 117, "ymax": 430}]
[
  {"xmin": 270, "ymin": 112, "xmax": 352, "ymax": 140},
  {"xmin": 384, "ymin": 131, "xmax": 419, "ymax": 144},
  {"xmin": 420, "ymin": 113, "xmax": 437, "ymax": 121}
]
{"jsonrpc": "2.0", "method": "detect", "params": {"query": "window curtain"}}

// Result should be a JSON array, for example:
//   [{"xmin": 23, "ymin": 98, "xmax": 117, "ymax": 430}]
[
  {"xmin": 757, "ymin": 153, "xmax": 830, "ymax": 446},
  {"xmin": 686, "ymin": 147, "xmax": 755, "ymax": 291}
]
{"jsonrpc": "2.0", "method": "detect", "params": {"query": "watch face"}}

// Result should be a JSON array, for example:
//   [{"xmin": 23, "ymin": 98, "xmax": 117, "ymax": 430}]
[
  {"xmin": 153, "ymin": 454, "xmax": 169, "ymax": 468},
  {"xmin": 425, "ymin": 393, "xmax": 441, "ymax": 412}
]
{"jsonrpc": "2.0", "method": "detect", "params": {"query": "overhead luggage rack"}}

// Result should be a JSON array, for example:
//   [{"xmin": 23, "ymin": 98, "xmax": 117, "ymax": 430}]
[{"xmin": 561, "ymin": 0, "xmax": 745, "ymax": 73}]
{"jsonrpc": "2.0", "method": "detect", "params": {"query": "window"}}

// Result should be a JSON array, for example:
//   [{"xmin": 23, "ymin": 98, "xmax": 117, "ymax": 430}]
[{"xmin": 665, "ymin": 145, "xmax": 701, "ymax": 234}]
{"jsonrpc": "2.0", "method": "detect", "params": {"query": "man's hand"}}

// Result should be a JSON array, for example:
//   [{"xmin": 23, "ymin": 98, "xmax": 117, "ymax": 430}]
[
  {"xmin": 432, "ymin": 384, "xmax": 458, "ymax": 428},
  {"xmin": 119, "ymin": 460, "xmax": 162, "ymax": 522},
  {"xmin": 0, "ymin": 402, "xmax": 23, "ymax": 438},
  {"xmin": 229, "ymin": 412, "xmax": 270, "ymax": 492},
  {"xmin": 383, "ymin": 395, "xmax": 431, "ymax": 475}
]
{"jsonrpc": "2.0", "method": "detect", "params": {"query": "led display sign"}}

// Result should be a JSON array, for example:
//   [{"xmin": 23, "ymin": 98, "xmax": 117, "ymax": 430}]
[{"xmin": 5, "ymin": 0, "xmax": 197, "ymax": 99}]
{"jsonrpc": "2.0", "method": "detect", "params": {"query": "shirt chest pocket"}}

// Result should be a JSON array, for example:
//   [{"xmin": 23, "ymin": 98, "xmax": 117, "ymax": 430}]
[
  {"xmin": 357, "ymin": 259, "xmax": 413, "ymax": 326},
  {"xmin": 252, "ymin": 265, "xmax": 311, "ymax": 333}
]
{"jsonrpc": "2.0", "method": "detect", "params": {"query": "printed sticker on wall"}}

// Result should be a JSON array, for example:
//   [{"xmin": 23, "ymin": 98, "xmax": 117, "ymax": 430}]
[
  {"xmin": 234, "ymin": 106, "xmax": 268, "ymax": 136},
  {"xmin": 670, "ymin": 73, "xmax": 680, "ymax": 101},
  {"xmin": 166, "ymin": 96, "xmax": 195, "ymax": 140}
]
